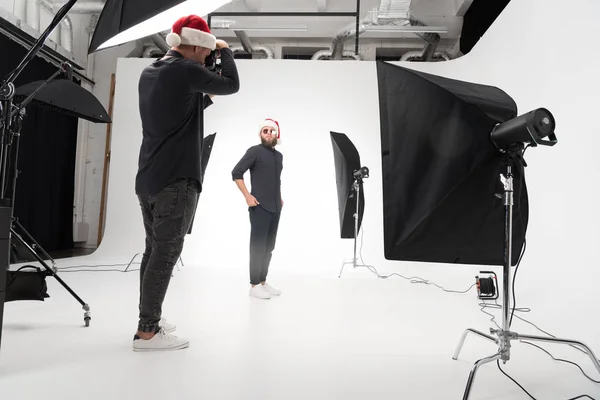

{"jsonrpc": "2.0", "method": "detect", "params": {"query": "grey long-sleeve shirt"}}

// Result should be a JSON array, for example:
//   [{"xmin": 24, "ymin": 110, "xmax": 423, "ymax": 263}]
[{"xmin": 232, "ymin": 144, "xmax": 283, "ymax": 213}]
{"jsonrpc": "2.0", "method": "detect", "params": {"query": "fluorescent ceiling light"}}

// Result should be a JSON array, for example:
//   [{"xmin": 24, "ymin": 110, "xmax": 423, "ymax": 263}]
[
  {"xmin": 364, "ymin": 26, "xmax": 448, "ymax": 34},
  {"xmin": 97, "ymin": 0, "xmax": 231, "ymax": 50},
  {"xmin": 222, "ymin": 26, "xmax": 308, "ymax": 32}
]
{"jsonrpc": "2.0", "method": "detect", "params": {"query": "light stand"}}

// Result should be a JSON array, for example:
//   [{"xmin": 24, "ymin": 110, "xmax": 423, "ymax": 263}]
[
  {"xmin": 452, "ymin": 147, "xmax": 600, "ymax": 399},
  {"xmin": 339, "ymin": 167, "xmax": 373, "ymax": 278},
  {"xmin": 0, "ymin": 0, "xmax": 90, "ymax": 352}
]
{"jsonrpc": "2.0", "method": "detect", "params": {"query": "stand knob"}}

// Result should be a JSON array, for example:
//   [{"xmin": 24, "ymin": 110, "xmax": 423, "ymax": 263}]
[{"xmin": 0, "ymin": 82, "xmax": 15, "ymax": 101}]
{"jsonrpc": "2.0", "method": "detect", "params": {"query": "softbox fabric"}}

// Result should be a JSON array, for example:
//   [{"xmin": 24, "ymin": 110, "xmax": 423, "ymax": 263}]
[
  {"xmin": 377, "ymin": 61, "xmax": 527, "ymax": 266},
  {"xmin": 330, "ymin": 132, "xmax": 365, "ymax": 239},
  {"xmin": 188, "ymin": 133, "xmax": 216, "ymax": 235},
  {"xmin": 88, "ymin": 0, "xmax": 185, "ymax": 53},
  {"xmin": 15, "ymin": 80, "xmax": 111, "ymax": 123}
]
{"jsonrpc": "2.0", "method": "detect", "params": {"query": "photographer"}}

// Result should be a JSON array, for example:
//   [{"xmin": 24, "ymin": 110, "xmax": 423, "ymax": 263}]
[{"xmin": 133, "ymin": 15, "xmax": 239, "ymax": 352}]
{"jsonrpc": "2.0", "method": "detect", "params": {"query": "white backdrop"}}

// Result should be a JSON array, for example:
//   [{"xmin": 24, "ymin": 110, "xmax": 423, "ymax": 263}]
[{"xmin": 88, "ymin": 0, "xmax": 600, "ymax": 340}]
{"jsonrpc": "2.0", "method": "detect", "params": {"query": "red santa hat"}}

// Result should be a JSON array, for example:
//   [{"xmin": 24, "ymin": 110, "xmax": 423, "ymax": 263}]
[
  {"xmin": 165, "ymin": 15, "xmax": 217, "ymax": 50},
  {"xmin": 259, "ymin": 118, "xmax": 281, "ymax": 145}
]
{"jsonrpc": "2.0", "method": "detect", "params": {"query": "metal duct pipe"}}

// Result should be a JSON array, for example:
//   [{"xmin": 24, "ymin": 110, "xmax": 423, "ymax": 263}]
[
  {"xmin": 328, "ymin": 0, "xmax": 441, "ymax": 61},
  {"xmin": 151, "ymin": 33, "xmax": 170, "ymax": 52},
  {"xmin": 400, "ymin": 50, "xmax": 449, "ymax": 62},
  {"xmin": 14, "ymin": 0, "xmax": 27, "ymax": 21},
  {"xmin": 60, "ymin": 12, "xmax": 73, "ymax": 52},
  {"xmin": 330, "ymin": 18, "xmax": 370, "ymax": 60},
  {"xmin": 127, "ymin": 40, "xmax": 145, "ymax": 58},
  {"xmin": 38, "ymin": 0, "xmax": 73, "ymax": 52},
  {"xmin": 52, "ymin": 1, "xmax": 105, "ymax": 13},
  {"xmin": 234, "ymin": 30, "xmax": 254, "ymax": 53},
  {"xmin": 230, "ymin": 46, "xmax": 274, "ymax": 59},
  {"xmin": 408, "ymin": 15, "xmax": 440, "ymax": 61},
  {"xmin": 143, "ymin": 45, "xmax": 163, "ymax": 58},
  {"xmin": 311, "ymin": 50, "xmax": 361, "ymax": 60},
  {"xmin": 25, "ymin": 0, "xmax": 40, "ymax": 30},
  {"xmin": 141, "ymin": 36, "xmax": 166, "ymax": 58}
]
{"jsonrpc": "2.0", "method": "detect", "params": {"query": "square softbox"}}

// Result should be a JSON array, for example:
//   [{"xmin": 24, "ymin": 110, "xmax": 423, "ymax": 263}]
[{"xmin": 377, "ymin": 61, "xmax": 527, "ymax": 266}]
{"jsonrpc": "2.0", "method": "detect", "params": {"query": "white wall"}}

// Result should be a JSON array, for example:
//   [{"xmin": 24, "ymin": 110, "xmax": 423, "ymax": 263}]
[
  {"xmin": 87, "ymin": 0, "xmax": 600, "ymax": 346},
  {"xmin": 94, "ymin": 58, "xmax": 382, "ymax": 276}
]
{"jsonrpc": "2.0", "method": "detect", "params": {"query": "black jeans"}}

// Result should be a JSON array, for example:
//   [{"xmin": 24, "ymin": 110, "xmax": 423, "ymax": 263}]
[
  {"xmin": 137, "ymin": 179, "xmax": 199, "ymax": 333},
  {"xmin": 249, "ymin": 206, "xmax": 281, "ymax": 285}
]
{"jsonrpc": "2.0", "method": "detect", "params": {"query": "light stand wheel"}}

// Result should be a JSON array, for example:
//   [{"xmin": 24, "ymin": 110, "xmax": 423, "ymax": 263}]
[
  {"xmin": 83, "ymin": 304, "xmax": 91, "ymax": 327},
  {"xmin": 452, "ymin": 149, "xmax": 600, "ymax": 399}
]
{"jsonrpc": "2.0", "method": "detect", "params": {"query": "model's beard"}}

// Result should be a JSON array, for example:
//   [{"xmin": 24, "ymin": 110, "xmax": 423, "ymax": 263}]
[{"xmin": 261, "ymin": 137, "xmax": 277, "ymax": 148}]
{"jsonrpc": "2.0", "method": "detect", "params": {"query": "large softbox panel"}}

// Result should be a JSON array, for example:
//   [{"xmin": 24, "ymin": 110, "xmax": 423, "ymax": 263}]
[
  {"xmin": 377, "ymin": 61, "xmax": 527, "ymax": 266},
  {"xmin": 330, "ymin": 131, "xmax": 365, "ymax": 239}
]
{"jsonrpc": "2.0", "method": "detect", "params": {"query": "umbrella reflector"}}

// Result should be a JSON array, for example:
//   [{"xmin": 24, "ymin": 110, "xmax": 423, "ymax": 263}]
[{"xmin": 14, "ymin": 79, "xmax": 111, "ymax": 123}]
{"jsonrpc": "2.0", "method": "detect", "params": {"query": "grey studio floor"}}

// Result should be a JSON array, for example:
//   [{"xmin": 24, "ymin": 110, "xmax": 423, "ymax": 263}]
[{"xmin": 0, "ymin": 256, "xmax": 598, "ymax": 400}]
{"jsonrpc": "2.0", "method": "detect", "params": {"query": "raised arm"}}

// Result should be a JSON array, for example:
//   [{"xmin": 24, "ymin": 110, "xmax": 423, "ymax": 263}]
[{"xmin": 187, "ymin": 47, "xmax": 240, "ymax": 96}]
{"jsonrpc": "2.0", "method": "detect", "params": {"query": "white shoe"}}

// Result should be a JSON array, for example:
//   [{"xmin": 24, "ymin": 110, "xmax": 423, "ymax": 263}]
[
  {"xmin": 261, "ymin": 283, "xmax": 281, "ymax": 296},
  {"xmin": 250, "ymin": 285, "xmax": 271, "ymax": 299},
  {"xmin": 159, "ymin": 317, "xmax": 176, "ymax": 333},
  {"xmin": 133, "ymin": 328, "xmax": 189, "ymax": 352}
]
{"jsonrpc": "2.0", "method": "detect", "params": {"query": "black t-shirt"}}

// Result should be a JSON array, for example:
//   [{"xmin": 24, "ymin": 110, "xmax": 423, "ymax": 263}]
[
  {"xmin": 232, "ymin": 144, "xmax": 283, "ymax": 213},
  {"xmin": 135, "ymin": 48, "xmax": 239, "ymax": 195}
]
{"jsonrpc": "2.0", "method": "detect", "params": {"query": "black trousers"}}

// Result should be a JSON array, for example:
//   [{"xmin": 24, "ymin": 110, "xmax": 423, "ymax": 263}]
[
  {"xmin": 137, "ymin": 179, "xmax": 198, "ymax": 333},
  {"xmin": 249, "ymin": 206, "xmax": 281, "ymax": 285}
]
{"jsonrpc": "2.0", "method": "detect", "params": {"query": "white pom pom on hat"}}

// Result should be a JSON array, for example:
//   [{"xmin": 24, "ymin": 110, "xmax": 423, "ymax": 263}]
[
  {"xmin": 166, "ymin": 15, "xmax": 216, "ymax": 50},
  {"xmin": 165, "ymin": 32, "xmax": 181, "ymax": 47}
]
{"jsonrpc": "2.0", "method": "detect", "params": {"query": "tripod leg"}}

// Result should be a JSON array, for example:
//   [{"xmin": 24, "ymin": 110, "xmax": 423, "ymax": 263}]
[
  {"xmin": 339, "ymin": 260, "xmax": 351, "ymax": 278},
  {"xmin": 11, "ymin": 228, "xmax": 91, "ymax": 326},
  {"xmin": 13, "ymin": 218, "xmax": 56, "ymax": 265},
  {"xmin": 461, "ymin": 352, "xmax": 502, "ymax": 400},
  {"xmin": 453, "ymin": 328, "xmax": 498, "ymax": 360},
  {"xmin": 517, "ymin": 333, "xmax": 600, "ymax": 377}
]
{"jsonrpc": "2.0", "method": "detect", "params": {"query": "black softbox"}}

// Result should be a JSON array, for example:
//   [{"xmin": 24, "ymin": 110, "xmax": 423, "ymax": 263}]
[
  {"xmin": 88, "ymin": 0, "xmax": 185, "ymax": 53},
  {"xmin": 376, "ymin": 61, "xmax": 527, "ymax": 266},
  {"xmin": 330, "ymin": 131, "xmax": 365, "ymax": 239},
  {"xmin": 187, "ymin": 132, "xmax": 216, "ymax": 234}
]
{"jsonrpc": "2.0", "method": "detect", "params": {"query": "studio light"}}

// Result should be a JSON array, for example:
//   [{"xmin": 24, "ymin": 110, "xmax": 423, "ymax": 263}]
[
  {"xmin": 376, "ymin": 60, "xmax": 527, "ymax": 266},
  {"xmin": 353, "ymin": 166, "xmax": 369, "ymax": 180},
  {"xmin": 330, "ymin": 131, "xmax": 373, "ymax": 278},
  {"xmin": 490, "ymin": 107, "xmax": 557, "ymax": 151},
  {"xmin": 88, "ymin": 0, "xmax": 232, "ymax": 53},
  {"xmin": 376, "ymin": 60, "xmax": 600, "ymax": 399}
]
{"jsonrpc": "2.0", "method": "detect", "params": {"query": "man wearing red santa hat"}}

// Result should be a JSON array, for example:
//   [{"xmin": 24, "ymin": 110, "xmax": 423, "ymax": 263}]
[
  {"xmin": 133, "ymin": 15, "xmax": 239, "ymax": 352},
  {"xmin": 232, "ymin": 119, "xmax": 284, "ymax": 299}
]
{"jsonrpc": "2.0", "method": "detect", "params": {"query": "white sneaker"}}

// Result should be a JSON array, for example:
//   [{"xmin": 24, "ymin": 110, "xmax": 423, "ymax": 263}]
[
  {"xmin": 250, "ymin": 285, "xmax": 271, "ymax": 299},
  {"xmin": 159, "ymin": 317, "xmax": 176, "ymax": 333},
  {"xmin": 261, "ymin": 283, "xmax": 281, "ymax": 296},
  {"xmin": 133, "ymin": 328, "xmax": 189, "ymax": 352}
]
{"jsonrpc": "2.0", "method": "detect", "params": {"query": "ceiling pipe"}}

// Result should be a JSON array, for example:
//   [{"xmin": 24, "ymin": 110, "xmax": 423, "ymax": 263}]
[
  {"xmin": 233, "ymin": 29, "xmax": 274, "ymax": 58},
  {"xmin": 26, "ymin": 0, "xmax": 73, "ymax": 52},
  {"xmin": 230, "ymin": 45, "xmax": 274, "ymax": 59},
  {"xmin": 52, "ymin": 1, "xmax": 105, "ymax": 13},
  {"xmin": 400, "ymin": 50, "xmax": 449, "ymax": 62},
  {"xmin": 328, "ymin": 0, "xmax": 441, "ymax": 61},
  {"xmin": 311, "ymin": 50, "xmax": 361, "ymax": 60},
  {"xmin": 234, "ymin": 30, "xmax": 254, "ymax": 53},
  {"xmin": 151, "ymin": 33, "xmax": 171, "ymax": 52}
]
